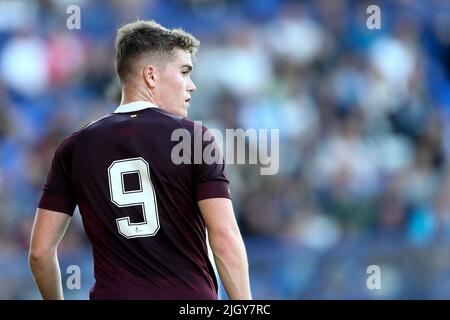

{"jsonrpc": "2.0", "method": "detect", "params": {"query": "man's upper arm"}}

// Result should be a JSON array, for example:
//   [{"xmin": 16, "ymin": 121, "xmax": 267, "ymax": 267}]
[
  {"xmin": 30, "ymin": 208, "xmax": 71, "ymax": 254},
  {"xmin": 39, "ymin": 132, "xmax": 79, "ymax": 216},
  {"xmin": 185, "ymin": 120, "xmax": 231, "ymax": 202},
  {"xmin": 32, "ymin": 132, "xmax": 79, "ymax": 254}
]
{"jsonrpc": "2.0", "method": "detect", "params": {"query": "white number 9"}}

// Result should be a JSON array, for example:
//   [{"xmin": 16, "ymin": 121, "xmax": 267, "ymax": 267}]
[{"xmin": 108, "ymin": 157, "xmax": 160, "ymax": 238}]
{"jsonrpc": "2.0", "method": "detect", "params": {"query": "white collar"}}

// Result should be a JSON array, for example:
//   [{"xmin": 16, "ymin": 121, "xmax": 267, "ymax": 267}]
[{"xmin": 113, "ymin": 101, "xmax": 159, "ymax": 113}]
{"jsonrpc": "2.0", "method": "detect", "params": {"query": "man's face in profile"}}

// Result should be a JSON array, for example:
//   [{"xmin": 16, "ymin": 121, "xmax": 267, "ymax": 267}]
[{"xmin": 155, "ymin": 48, "xmax": 196, "ymax": 117}]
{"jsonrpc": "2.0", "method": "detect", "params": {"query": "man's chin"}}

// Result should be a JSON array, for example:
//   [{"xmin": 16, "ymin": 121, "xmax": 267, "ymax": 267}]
[
  {"xmin": 177, "ymin": 108, "xmax": 188, "ymax": 117},
  {"xmin": 181, "ymin": 106, "xmax": 189, "ymax": 117}
]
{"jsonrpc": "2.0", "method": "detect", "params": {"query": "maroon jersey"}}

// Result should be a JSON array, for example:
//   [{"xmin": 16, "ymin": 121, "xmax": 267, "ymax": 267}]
[{"xmin": 38, "ymin": 101, "xmax": 231, "ymax": 300}]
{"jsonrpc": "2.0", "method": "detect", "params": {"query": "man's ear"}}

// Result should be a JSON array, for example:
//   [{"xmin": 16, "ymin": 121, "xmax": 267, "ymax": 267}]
[{"xmin": 143, "ymin": 65, "xmax": 157, "ymax": 88}]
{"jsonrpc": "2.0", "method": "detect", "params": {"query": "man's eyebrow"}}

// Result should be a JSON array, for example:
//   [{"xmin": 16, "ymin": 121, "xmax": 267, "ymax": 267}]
[{"xmin": 181, "ymin": 64, "xmax": 193, "ymax": 71}]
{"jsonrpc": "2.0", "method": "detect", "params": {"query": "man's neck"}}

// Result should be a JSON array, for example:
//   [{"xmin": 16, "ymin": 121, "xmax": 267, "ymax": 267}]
[
  {"xmin": 120, "ymin": 86, "xmax": 160, "ymax": 106},
  {"xmin": 121, "ymin": 94, "xmax": 157, "ymax": 106}
]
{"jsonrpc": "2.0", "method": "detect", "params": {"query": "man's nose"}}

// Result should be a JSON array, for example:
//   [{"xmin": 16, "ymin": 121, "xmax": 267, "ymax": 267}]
[{"xmin": 188, "ymin": 79, "xmax": 196, "ymax": 92}]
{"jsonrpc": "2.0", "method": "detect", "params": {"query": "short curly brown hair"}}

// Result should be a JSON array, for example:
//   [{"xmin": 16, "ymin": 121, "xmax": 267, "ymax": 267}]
[{"xmin": 115, "ymin": 20, "xmax": 200, "ymax": 83}]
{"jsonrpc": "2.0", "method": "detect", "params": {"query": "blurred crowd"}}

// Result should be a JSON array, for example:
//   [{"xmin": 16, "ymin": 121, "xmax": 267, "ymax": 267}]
[{"xmin": 1, "ymin": 0, "xmax": 450, "ymax": 299}]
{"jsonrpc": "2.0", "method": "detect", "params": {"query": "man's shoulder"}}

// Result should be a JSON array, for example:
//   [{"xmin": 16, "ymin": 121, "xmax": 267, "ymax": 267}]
[
  {"xmin": 84, "ymin": 109, "xmax": 188, "ymax": 131},
  {"xmin": 180, "ymin": 117, "xmax": 211, "ymax": 134},
  {"xmin": 141, "ymin": 109, "xmax": 211, "ymax": 134},
  {"xmin": 57, "ymin": 110, "xmax": 205, "ymax": 149},
  {"xmin": 80, "ymin": 113, "xmax": 114, "ymax": 132},
  {"xmin": 54, "ymin": 113, "xmax": 110, "ymax": 154},
  {"xmin": 52, "ymin": 128, "xmax": 84, "ymax": 161}
]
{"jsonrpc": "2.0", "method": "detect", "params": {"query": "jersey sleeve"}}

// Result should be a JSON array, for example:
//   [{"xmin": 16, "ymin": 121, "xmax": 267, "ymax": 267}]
[
  {"xmin": 183, "ymin": 119, "xmax": 232, "ymax": 201},
  {"xmin": 38, "ymin": 132, "xmax": 79, "ymax": 215}
]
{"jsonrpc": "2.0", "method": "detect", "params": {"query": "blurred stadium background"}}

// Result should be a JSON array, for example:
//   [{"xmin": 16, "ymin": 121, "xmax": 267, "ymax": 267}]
[{"xmin": 1, "ymin": 0, "xmax": 450, "ymax": 299}]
